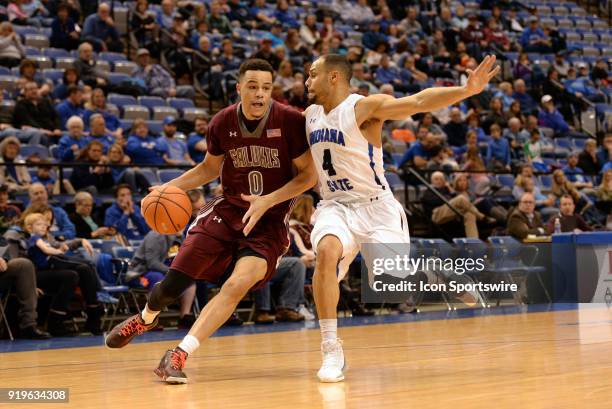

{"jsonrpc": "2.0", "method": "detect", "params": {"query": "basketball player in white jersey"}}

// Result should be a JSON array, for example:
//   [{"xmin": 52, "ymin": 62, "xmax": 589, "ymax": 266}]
[{"xmin": 304, "ymin": 54, "xmax": 500, "ymax": 382}]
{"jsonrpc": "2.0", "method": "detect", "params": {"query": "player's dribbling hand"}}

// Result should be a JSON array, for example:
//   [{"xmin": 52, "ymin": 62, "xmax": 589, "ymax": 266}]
[{"xmin": 241, "ymin": 193, "xmax": 274, "ymax": 236}]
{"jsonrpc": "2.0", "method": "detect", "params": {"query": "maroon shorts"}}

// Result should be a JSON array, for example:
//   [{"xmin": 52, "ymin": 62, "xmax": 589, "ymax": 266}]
[{"xmin": 170, "ymin": 196, "xmax": 290, "ymax": 287}]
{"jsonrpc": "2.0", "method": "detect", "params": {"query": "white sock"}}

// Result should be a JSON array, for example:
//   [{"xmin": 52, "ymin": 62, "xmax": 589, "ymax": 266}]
[
  {"xmin": 319, "ymin": 319, "xmax": 337, "ymax": 343},
  {"xmin": 178, "ymin": 335, "xmax": 200, "ymax": 355},
  {"xmin": 141, "ymin": 304, "xmax": 160, "ymax": 325}
]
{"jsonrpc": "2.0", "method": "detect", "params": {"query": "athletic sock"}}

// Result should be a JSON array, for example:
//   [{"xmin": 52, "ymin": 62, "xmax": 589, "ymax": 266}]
[
  {"xmin": 319, "ymin": 319, "xmax": 338, "ymax": 343},
  {"xmin": 178, "ymin": 335, "xmax": 200, "ymax": 355},
  {"xmin": 141, "ymin": 303, "xmax": 160, "ymax": 325}
]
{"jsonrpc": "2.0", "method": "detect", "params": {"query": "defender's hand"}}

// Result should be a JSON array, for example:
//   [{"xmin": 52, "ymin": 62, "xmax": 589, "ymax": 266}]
[
  {"xmin": 241, "ymin": 194, "xmax": 274, "ymax": 236},
  {"xmin": 465, "ymin": 55, "xmax": 500, "ymax": 96}
]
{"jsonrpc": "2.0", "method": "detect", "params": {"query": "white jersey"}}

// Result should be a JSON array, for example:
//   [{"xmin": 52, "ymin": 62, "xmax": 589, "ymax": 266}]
[{"xmin": 305, "ymin": 94, "xmax": 390, "ymax": 202}]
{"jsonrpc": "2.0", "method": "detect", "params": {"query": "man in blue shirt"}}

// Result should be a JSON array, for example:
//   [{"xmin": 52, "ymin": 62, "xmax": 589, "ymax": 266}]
[
  {"xmin": 82, "ymin": 3, "xmax": 123, "ymax": 52},
  {"xmin": 512, "ymin": 79, "xmax": 537, "ymax": 114},
  {"xmin": 157, "ymin": 117, "xmax": 195, "ymax": 166},
  {"xmin": 563, "ymin": 153, "xmax": 593, "ymax": 189},
  {"xmin": 104, "ymin": 184, "xmax": 150, "ymax": 240},
  {"xmin": 55, "ymin": 86, "xmax": 85, "ymax": 130},
  {"xmin": 57, "ymin": 116, "xmax": 91, "ymax": 161},
  {"xmin": 187, "ymin": 116, "xmax": 208, "ymax": 164},
  {"xmin": 486, "ymin": 123, "xmax": 511, "ymax": 171},
  {"xmin": 126, "ymin": 119, "xmax": 165, "ymax": 165},
  {"xmin": 398, "ymin": 132, "xmax": 438, "ymax": 169},
  {"xmin": 520, "ymin": 17, "xmax": 552, "ymax": 53},
  {"xmin": 538, "ymin": 95, "xmax": 570, "ymax": 136},
  {"xmin": 28, "ymin": 183, "xmax": 76, "ymax": 240},
  {"xmin": 88, "ymin": 114, "xmax": 115, "ymax": 154}
]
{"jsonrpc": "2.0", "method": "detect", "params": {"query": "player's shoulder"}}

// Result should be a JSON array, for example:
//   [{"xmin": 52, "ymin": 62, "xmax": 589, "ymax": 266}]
[
  {"xmin": 273, "ymin": 101, "xmax": 305, "ymax": 122},
  {"xmin": 209, "ymin": 103, "xmax": 238, "ymax": 128}
]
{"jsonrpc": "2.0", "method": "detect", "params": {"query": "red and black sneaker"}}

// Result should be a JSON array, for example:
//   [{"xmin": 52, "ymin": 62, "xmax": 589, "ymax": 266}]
[
  {"xmin": 104, "ymin": 314, "xmax": 158, "ymax": 349},
  {"xmin": 154, "ymin": 348, "xmax": 189, "ymax": 384}
]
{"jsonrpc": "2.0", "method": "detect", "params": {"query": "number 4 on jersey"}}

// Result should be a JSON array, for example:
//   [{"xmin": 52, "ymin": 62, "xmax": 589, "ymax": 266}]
[{"xmin": 322, "ymin": 149, "xmax": 336, "ymax": 176}]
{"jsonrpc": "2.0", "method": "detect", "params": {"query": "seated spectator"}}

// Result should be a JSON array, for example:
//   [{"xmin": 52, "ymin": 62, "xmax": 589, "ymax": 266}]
[
  {"xmin": 31, "ymin": 159, "xmax": 75, "ymax": 196},
  {"xmin": 0, "ymin": 22, "xmax": 25, "ymax": 68},
  {"xmin": 597, "ymin": 134, "xmax": 612, "ymax": 167},
  {"xmin": 512, "ymin": 79, "xmax": 537, "ymax": 114},
  {"xmin": 284, "ymin": 28, "xmax": 310, "ymax": 64},
  {"xmin": 0, "ymin": 136, "xmax": 30, "ymax": 193},
  {"xmin": 426, "ymin": 145, "xmax": 459, "ymax": 172},
  {"xmin": 577, "ymin": 139, "xmax": 602, "ymax": 175},
  {"xmin": 350, "ymin": 63, "xmax": 378, "ymax": 95},
  {"xmin": 512, "ymin": 52, "xmax": 536, "ymax": 86},
  {"xmin": 0, "ymin": 250, "xmax": 49, "ymax": 338},
  {"xmin": 421, "ymin": 171, "xmax": 490, "ymax": 238},
  {"xmin": 563, "ymin": 153, "xmax": 594, "ymax": 191},
  {"xmin": 466, "ymin": 113, "xmax": 487, "ymax": 143},
  {"xmin": 159, "ymin": 14, "xmax": 193, "ymax": 81},
  {"xmin": 104, "ymin": 183, "xmax": 150, "ymax": 240},
  {"xmin": 538, "ymin": 95, "xmax": 570, "ymax": 136},
  {"xmin": 287, "ymin": 80, "xmax": 308, "ymax": 111},
  {"xmin": 523, "ymin": 129, "xmax": 548, "ymax": 172},
  {"xmin": 275, "ymin": 60, "xmax": 295, "ymax": 93},
  {"xmin": 133, "ymin": 47, "xmax": 195, "ymax": 99},
  {"xmin": 252, "ymin": 256, "xmax": 306, "ymax": 323},
  {"xmin": 546, "ymin": 195, "xmax": 591, "ymax": 234},
  {"xmin": 253, "ymin": 38, "xmax": 282, "ymax": 71},
  {"xmin": 596, "ymin": 169, "xmax": 612, "ymax": 218},
  {"xmin": 443, "ymin": 108, "xmax": 467, "ymax": 147},
  {"xmin": 69, "ymin": 191, "xmax": 126, "ymax": 243},
  {"xmin": 50, "ymin": 2, "xmax": 80, "ymax": 50},
  {"xmin": 399, "ymin": 6, "xmax": 423, "ymax": 38},
  {"xmin": 461, "ymin": 14, "xmax": 486, "ymax": 59},
  {"xmin": 299, "ymin": 14, "xmax": 320, "ymax": 47},
  {"xmin": 398, "ymin": 132, "xmax": 438, "ymax": 169},
  {"xmin": 461, "ymin": 143, "xmax": 492, "ymax": 193},
  {"xmin": 484, "ymin": 18, "xmax": 510, "ymax": 52},
  {"xmin": 157, "ymin": 116, "xmax": 194, "ymax": 166},
  {"xmin": 131, "ymin": 0, "xmax": 159, "ymax": 53},
  {"xmin": 551, "ymin": 169, "xmax": 589, "ymax": 213},
  {"xmin": 17, "ymin": 59, "xmax": 53, "ymax": 98},
  {"xmin": 485, "ymin": 124, "xmax": 511, "ymax": 171},
  {"xmin": 400, "ymin": 55, "xmax": 430, "ymax": 90},
  {"xmin": 125, "ymin": 119, "xmax": 165, "ymax": 165},
  {"xmin": 55, "ymin": 85, "xmax": 85, "ymax": 131},
  {"xmin": 12, "ymin": 82, "xmax": 59, "ymax": 144},
  {"xmin": 156, "ymin": 0, "xmax": 175, "ymax": 30},
  {"xmin": 57, "ymin": 116, "xmax": 91, "ymax": 162},
  {"xmin": 82, "ymin": 2, "xmax": 123, "ymax": 52},
  {"xmin": 520, "ymin": 16, "xmax": 551, "ymax": 53},
  {"xmin": 482, "ymin": 97, "xmax": 507, "ymax": 133},
  {"xmin": 74, "ymin": 42, "xmax": 108, "ymax": 88},
  {"xmin": 505, "ymin": 117, "xmax": 526, "ymax": 161},
  {"xmin": 27, "ymin": 183, "xmax": 75, "ymax": 240},
  {"xmin": 69, "ymin": 140, "xmax": 115, "ymax": 194},
  {"xmin": 207, "ymin": 2, "xmax": 232, "ymax": 34},
  {"xmin": 83, "ymin": 88, "xmax": 122, "ymax": 139},
  {"xmin": 23, "ymin": 212, "xmax": 103, "ymax": 336},
  {"xmin": 52, "ymin": 68, "xmax": 85, "ymax": 101},
  {"xmin": 218, "ymin": 38, "xmax": 242, "ymax": 72},
  {"xmin": 514, "ymin": 174, "xmax": 556, "ymax": 212},
  {"xmin": 0, "ymin": 183, "xmax": 21, "ymax": 227},
  {"xmin": 107, "ymin": 143, "xmax": 150, "ymax": 195},
  {"xmin": 507, "ymin": 192, "xmax": 546, "ymax": 240},
  {"xmin": 506, "ymin": 100, "xmax": 527, "ymax": 125},
  {"xmin": 454, "ymin": 173, "xmax": 507, "ymax": 223},
  {"xmin": 87, "ymin": 113, "xmax": 116, "ymax": 153},
  {"xmin": 187, "ymin": 117, "xmax": 208, "ymax": 164}
]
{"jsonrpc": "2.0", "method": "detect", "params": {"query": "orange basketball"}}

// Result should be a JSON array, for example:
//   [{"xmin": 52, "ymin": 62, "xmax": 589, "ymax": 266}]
[{"xmin": 141, "ymin": 185, "xmax": 192, "ymax": 234}]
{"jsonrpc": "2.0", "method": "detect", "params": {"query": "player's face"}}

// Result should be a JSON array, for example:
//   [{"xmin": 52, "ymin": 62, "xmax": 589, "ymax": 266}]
[
  {"xmin": 305, "ymin": 59, "xmax": 330, "ymax": 105},
  {"xmin": 237, "ymin": 70, "xmax": 273, "ymax": 120}
]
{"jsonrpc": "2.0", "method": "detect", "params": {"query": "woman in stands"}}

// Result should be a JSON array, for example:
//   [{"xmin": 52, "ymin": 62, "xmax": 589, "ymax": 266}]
[
  {"xmin": 69, "ymin": 140, "xmax": 115, "ymax": 195},
  {"xmin": 83, "ymin": 88, "xmax": 123, "ymax": 139},
  {"xmin": 453, "ymin": 173, "xmax": 507, "ymax": 224},
  {"xmin": 551, "ymin": 169, "xmax": 591, "ymax": 213},
  {"xmin": 107, "ymin": 143, "xmax": 151, "ymax": 195},
  {"xmin": 0, "ymin": 22, "xmax": 25, "ymax": 68},
  {"xmin": 125, "ymin": 118, "xmax": 165, "ymax": 166},
  {"xmin": 0, "ymin": 136, "xmax": 31, "ymax": 193}
]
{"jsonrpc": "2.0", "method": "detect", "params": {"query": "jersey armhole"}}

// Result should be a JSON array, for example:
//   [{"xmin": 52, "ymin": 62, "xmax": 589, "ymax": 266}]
[{"xmin": 348, "ymin": 95, "xmax": 372, "ymax": 145}]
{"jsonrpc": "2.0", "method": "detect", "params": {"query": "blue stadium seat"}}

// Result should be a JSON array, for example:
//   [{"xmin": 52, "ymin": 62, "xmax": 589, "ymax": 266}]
[
  {"xmin": 107, "ymin": 73, "xmax": 130, "ymax": 85},
  {"xmin": 539, "ymin": 175, "xmax": 553, "ymax": 189},
  {"xmin": 385, "ymin": 172, "xmax": 402, "ymax": 190},
  {"xmin": 572, "ymin": 138, "xmax": 586, "ymax": 150},
  {"xmin": 139, "ymin": 168, "xmax": 160, "ymax": 185},
  {"xmin": 20, "ymin": 144, "xmax": 49, "ymax": 160},
  {"xmin": 101, "ymin": 240, "xmax": 121, "ymax": 254},
  {"xmin": 496, "ymin": 174, "xmax": 515, "ymax": 189},
  {"xmin": 112, "ymin": 247, "xmax": 135, "ymax": 259},
  {"xmin": 0, "ymin": 67, "xmax": 10, "ymax": 76},
  {"xmin": 168, "ymin": 97, "xmax": 195, "ymax": 112},
  {"xmin": 158, "ymin": 169, "xmax": 184, "ymax": 183},
  {"xmin": 42, "ymin": 68, "xmax": 64, "ymax": 83},
  {"xmin": 147, "ymin": 120, "xmax": 163, "ymax": 135},
  {"xmin": 42, "ymin": 48, "xmax": 70, "ymax": 59},
  {"xmin": 24, "ymin": 46, "xmax": 41, "ymax": 56},
  {"xmin": 119, "ymin": 119, "xmax": 133, "ymax": 131},
  {"xmin": 99, "ymin": 52, "xmax": 128, "ymax": 63},
  {"xmin": 138, "ymin": 96, "xmax": 166, "ymax": 111},
  {"xmin": 108, "ymin": 93, "xmax": 137, "ymax": 109},
  {"xmin": 13, "ymin": 25, "xmax": 39, "ymax": 38}
]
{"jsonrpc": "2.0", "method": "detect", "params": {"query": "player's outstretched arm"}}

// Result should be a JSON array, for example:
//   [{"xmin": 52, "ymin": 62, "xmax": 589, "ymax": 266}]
[
  {"xmin": 355, "ymin": 55, "xmax": 500, "ymax": 125},
  {"xmin": 241, "ymin": 150, "xmax": 318, "ymax": 236},
  {"xmin": 165, "ymin": 152, "xmax": 224, "ymax": 191}
]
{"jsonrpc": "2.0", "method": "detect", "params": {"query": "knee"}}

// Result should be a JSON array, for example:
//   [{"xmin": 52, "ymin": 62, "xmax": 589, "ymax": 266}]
[
  {"xmin": 221, "ymin": 273, "xmax": 259, "ymax": 301},
  {"xmin": 315, "ymin": 236, "xmax": 342, "ymax": 275},
  {"xmin": 7, "ymin": 258, "xmax": 35, "ymax": 276},
  {"xmin": 62, "ymin": 270, "xmax": 80, "ymax": 285}
]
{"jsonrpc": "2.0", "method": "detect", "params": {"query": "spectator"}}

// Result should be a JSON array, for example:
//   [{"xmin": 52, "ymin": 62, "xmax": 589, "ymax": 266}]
[
  {"xmin": 454, "ymin": 173, "xmax": 507, "ymax": 223},
  {"xmin": 157, "ymin": 116, "xmax": 194, "ymax": 166},
  {"xmin": 218, "ymin": 38, "xmax": 241, "ymax": 72},
  {"xmin": 426, "ymin": 145, "xmax": 459, "ymax": 172},
  {"xmin": 399, "ymin": 7, "xmax": 423, "ymax": 37},
  {"xmin": 596, "ymin": 169, "xmax": 612, "ymax": 219},
  {"xmin": 0, "ymin": 247, "xmax": 49, "ymax": 338},
  {"xmin": 17, "ymin": 59, "xmax": 53, "ymax": 98},
  {"xmin": 31, "ymin": 159, "xmax": 74, "ymax": 196},
  {"xmin": 207, "ymin": 2, "xmax": 232, "ymax": 34},
  {"xmin": 0, "ymin": 184, "xmax": 22, "ymax": 227},
  {"xmin": 507, "ymin": 192, "xmax": 546, "ymax": 240},
  {"xmin": 57, "ymin": 116, "xmax": 91, "ymax": 162},
  {"xmin": 551, "ymin": 169, "xmax": 589, "ymax": 213},
  {"xmin": 287, "ymin": 81, "xmax": 308, "ymax": 111},
  {"xmin": 69, "ymin": 191, "xmax": 115, "ymax": 239},
  {"xmin": 563, "ymin": 153, "xmax": 594, "ymax": 191},
  {"xmin": 451, "ymin": 4, "xmax": 469, "ymax": 30},
  {"xmin": 443, "ymin": 108, "xmax": 467, "ymax": 147},
  {"xmin": 27, "ymin": 182, "xmax": 75, "ymax": 240},
  {"xmin": 275, "ymin": 60, "xmax": 295, "ymax": 93},
  {"xmin": 12, "ymin": 81, "xmax": 60, "ymax": 143},
  {"xmin": 104, "ymin": 183, "xmax": 150, "ymax": 240},
  {"xmin": 299, "ymin": 14, "xmax": 320, "ymax": 47},
  {"xmin": 481, "ymin": 97, "xmax": 507, "ymax": 133},
  {"xmin": 88, "ymin": 113, "xmax": 115, "ymax": 154},
  {"xmin": 50, "ymin": 2, "xmax": 79, "ymax": 50},
  {"xmin": 107, "ymin": 143, "xmax": 150, "ymax": 195},
  {"xmin": 156, "ymin": 0, "xmax": 175, "ymax": 30},
  {"xmin": 398, "ymin": 132, "xmax": 438, "ymax": 169},
  {"xmin": 484, "ymin": 18, "xmax": 510, "ymax": 51},
  {"xmin": 504, "ymin": 117, "xmax": 526, "ymax": 160},
  {"xmin": 350, "ymin": 63, "xmax": 378, "ymax": 94},
  {"xmin": 538, "ymin": 95, "xmax": 570, "ymax": 136},
  {"xmin": 69, "ymin": 140, "xmax": 114, "ymax": 194},
  {"xmin": 506, "ymin": 100, "xmax": 527, "ymax": 125},
  {"xmin": 55, "ymin": 85, "xmax": 85, "ymax": 130},
  {"xmin": 132, "ymin": 48, "xmax": 195, "ymax": 99},
  {"xmin": 596, "ymin": 134, "xmax": 612, "ymax": 166},
  {"xmin": 0, "ymin": 22, "xmax": 25, "ymax": 68},
  {"xmin": 83, "ymin": 88, "xmax": 122, "ymax": 138},
  {"xmin": 520, "ymin": 16, "xmax": 551, "ymax": 53},
  {"xmin": 523, "ymin": 129, "xmax": 547, "ymax": 172},
  {"xmin": 461, "ymin": 13, "xmax": 486, "ymax": 59},
  {"xmin": 253, "ymin": 38, "xmax": 282, "ymax": 70},
  {"xmin": 495, "ymin": 82, "xmax": 515, "ymax": 110},
  {"xmin": 125, "ymin": 119, "xmax": 165, "ymax": 165},
  {"xmin": 187, "ymin": 117, "xmax": 208, "ymax": 164},
  {"xmin": 466, "ymin": 113, "xmax": 487, "ymax": 143},
  {"xmin": 512, "ymin": 79, "xmax": 537, "ymax": 114},
  {"xmin": 421, "ymin": 171, "xmax": 489, "ymax": 238},
  {"xmin": 74, "ymin": 42, "xmax": 108, "ymax": 88},
  {"xmin": 363, "ymin": 20, "xmax": 387, "ymax": 51},
  {"xmin": 0, "ymin": 136, "xmax": 31, "ymax": 193},
  {"xmin": 577, "ymin": 139, "xmax": 602, "ymax": 175},
  {"xmin": 485, "ymin": 124, "xmax": 511, "ymax": 171},
  {"xmin": 512, "ymin": 52, "xmax": 535, "ymax": 85},
  {"xmin": 131, "ymin": 0, "xmax": 158, "ymax": 53},
  {"xmin": 82, "ymin": 2, "xmax": 123, "ymax": 52},
  {"xmin": 552, "ymin": 53, "xmax": 570, "ymax": 78},
  {"xmin": 546, "ymin": 195, "xmax": 591, "ymax": 234},
  {"xmin": 52, "ymin": 67, "xmax": 84, "ymax": 101}
]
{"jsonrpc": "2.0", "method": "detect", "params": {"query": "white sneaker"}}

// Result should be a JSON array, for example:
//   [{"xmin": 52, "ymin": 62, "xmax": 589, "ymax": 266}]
[
  {"xmin": 298, "ymin": 304, "xmax": 315, "ymax": 321},
  {"xmin": 317, "ymin": 339, "xmax": 345, "ymax": 382}
]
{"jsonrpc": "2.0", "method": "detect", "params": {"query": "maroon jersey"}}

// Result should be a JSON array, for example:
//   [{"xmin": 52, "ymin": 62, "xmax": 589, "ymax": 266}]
[{"xmin": 207, "ymin": 101, "xmax": 308, "ymax": 220}]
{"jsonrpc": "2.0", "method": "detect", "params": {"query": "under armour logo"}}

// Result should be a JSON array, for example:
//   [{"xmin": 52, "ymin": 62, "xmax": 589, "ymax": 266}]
[
  {"xmin": 229, "ymin": 131, "xmax": 237, "ymax": 137},
  {"xmin": 213, "ymin": 216, "xmax": 222, "ymax": 223},
  {"xmin": 309, "ymin": 118, "xmax": 316, "ymax": 124}
]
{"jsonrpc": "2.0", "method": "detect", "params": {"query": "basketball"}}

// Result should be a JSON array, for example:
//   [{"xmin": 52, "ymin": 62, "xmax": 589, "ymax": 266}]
[{"xmin": 141, "ymin": 186, "xmax": 192, "ymax": 235}]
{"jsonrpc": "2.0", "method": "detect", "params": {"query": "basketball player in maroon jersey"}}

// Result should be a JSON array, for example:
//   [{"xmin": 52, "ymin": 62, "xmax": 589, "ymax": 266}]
[{"xmin": 104, "ymin": 59, "xmax": 317, "ymax": 384}]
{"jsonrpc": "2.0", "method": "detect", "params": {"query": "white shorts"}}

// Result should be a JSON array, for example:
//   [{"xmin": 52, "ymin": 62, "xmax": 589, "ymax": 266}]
[{"xmin": 311, "ymin": 192, "xmax": 410, "ymax": 280}]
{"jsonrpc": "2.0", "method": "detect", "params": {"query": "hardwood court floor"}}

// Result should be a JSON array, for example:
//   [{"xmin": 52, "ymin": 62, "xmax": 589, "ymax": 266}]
[{"xmin": 1, "ymin": 306, "xmax": 612, "ymax": 409}]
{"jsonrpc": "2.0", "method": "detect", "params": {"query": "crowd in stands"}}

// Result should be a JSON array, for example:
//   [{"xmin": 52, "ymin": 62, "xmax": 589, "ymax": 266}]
[{"xmin": 0, "ymin": 0, "xmax": 611, "ymax": 339}]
